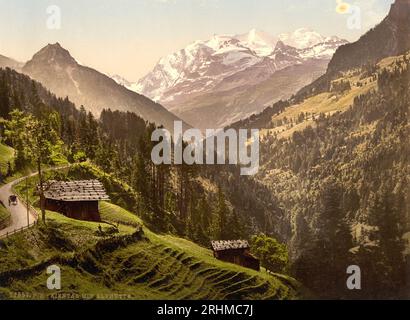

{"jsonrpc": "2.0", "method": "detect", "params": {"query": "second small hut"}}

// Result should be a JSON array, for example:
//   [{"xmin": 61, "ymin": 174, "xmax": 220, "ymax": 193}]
[{"xmin": 211, "ymin": 240, "xmax": 260, "ymax": 271}]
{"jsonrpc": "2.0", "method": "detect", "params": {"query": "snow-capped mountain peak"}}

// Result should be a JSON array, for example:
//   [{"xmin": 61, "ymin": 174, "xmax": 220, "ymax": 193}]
[
  {"xmin": 235, "ymin": 29, "xmax": 277, "ymax": 56},
  {"xmin": 134, "ymin": 33, "xmax": 264, "ymax": 102},
  {"xmin": 207, "ymin": 34, "xmax": 241, "ymax": 50},
  {"xmin": 111, "ymin": 74, "xmax": 132, "ymax": 87},
  {"xmin": 279, "ymin": 28, "xmax": 327, "ymax": 49},
  {"xmin": 134, "ymin": 28, "xmax": 348, "ymax": 106}
]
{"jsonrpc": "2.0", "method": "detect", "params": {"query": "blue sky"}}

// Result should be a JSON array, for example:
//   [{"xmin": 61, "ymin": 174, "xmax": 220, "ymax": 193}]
[{"xmin": 0, "ymin": 0, "xmax": 393, "ymax": 80}]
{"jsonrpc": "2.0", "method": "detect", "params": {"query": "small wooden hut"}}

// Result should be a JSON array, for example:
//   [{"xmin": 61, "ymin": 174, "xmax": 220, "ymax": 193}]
[
  {"xmin": 211, "ymin": 240, "xmax": 260, "ymax": 271},
  {"xmin": 44, "ymin": 180, "xmax": 110, "ymax": 222}
]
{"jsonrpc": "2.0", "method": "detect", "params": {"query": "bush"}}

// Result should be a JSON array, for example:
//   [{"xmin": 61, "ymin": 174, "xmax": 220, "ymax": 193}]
[{"xmin": 251, "ymin": 234, "xmax": 289, "ymax": 274}]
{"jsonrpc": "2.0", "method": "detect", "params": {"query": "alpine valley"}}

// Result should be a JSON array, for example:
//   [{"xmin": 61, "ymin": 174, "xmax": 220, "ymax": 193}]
[{"xmin": 0, "ymin": 0, "xmax": 409, "ymax": 302}]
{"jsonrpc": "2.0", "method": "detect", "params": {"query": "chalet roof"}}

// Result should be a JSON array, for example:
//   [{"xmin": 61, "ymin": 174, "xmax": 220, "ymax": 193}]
[
  {"xmin": 211, "ymin": 240, "xmax": 250, "ymax": 252},
  {"xmin": 43, "ymin": 180, "xmax": 110, "ymax": 202}
]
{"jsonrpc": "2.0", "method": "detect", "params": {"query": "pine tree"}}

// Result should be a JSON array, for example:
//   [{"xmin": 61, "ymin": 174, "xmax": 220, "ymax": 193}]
[
  {"xmin": 0, "ymin": 73, "xmax": 10, "ymax": 119},
  {"xmin": 295, "ymin": 179, "xmax": 353, "ymax": 298},
  {"xmin": 213, "ymin": 187, "xmax": 230, "ymax": 240},
  {"xmin": 228, "ymin": 210, "xmax": 245, "ymax": 239},
  {"xmin": 368, "ymin": 184, "xmax": 406, "ymax": 297}
]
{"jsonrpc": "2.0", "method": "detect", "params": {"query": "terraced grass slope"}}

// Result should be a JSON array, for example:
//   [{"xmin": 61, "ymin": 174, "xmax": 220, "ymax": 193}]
[{"xmin": 0, "ymin": 201, "xmax": 299, "ymax": 300}]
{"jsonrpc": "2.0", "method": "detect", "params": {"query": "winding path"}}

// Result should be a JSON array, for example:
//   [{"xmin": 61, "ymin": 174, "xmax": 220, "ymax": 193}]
[
  {"xmin": 0, "ymin": 165, "xmax": 72, "ymax": 237},
  {"xmin": 0, "ymin": 174, "xmax": 38, "ymax": 238}
]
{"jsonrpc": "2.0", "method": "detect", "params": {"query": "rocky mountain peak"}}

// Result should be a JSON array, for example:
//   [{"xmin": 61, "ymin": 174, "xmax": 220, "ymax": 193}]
[
  {"xmin": 273, "ymin": 40, "xmax": 297, "ymax": 52},
  {"xmin": 27, "ymin": 43, "xmax": 77, "ymax": 67}
]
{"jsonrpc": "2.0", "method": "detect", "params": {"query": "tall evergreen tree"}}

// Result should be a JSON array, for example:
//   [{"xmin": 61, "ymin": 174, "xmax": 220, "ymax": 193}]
[{"xmin": 213, "ymin": 187, "xmax": 231, "ymax": 240}]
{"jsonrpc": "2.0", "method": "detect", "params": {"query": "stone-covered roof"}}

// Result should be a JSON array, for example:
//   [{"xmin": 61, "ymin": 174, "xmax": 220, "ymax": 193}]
[
  {"xmin": 43, "ymin": 180, "xmax": 110, "ymax": 202},
  {"xmin": 211, "ymin": 240, "xmax": 250, "ymax": 252}
]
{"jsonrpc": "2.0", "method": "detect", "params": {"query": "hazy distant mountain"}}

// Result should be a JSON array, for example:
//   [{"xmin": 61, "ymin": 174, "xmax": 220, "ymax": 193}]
[
  {"xmin": 0, "ymin": 54, "xmax": 23, "ymax": 71},
  {"xmin": 169, "ymin": 59, "xmax": 328, "ymax": 129},
  {"xmin": 110, "ymin": 74, "xmax": 133, "ymax": 88},
  {"xmin": 279, "ymin": 28, "xmax": 338, "ymax": 50},
  {"xmin": 134, "ymin": 28, "xmax": 347, "ymax": 129},
  {"xmin": 22, "ymin": 43, "xmax": 187, "ymax": 130}
]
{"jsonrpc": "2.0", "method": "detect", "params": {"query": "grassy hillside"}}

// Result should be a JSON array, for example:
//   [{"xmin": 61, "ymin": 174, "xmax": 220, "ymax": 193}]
[
  {"xmin": 0, "ymin": 199, "xmax": 299, "ymax": 300},
  {"xmin": 237, "ymin": 53, "xmax": 405, "ymax": 140},
  {"xmin": 261, "ymin": 66, "xmax": 378, "ymax": 139},
  {"xmin": 0, "ymin": 202, "xmax": 9, "ymax": 221},
  {"xmin": 0, "ymin": 143, "xmax": 14, "ymax": 176}
]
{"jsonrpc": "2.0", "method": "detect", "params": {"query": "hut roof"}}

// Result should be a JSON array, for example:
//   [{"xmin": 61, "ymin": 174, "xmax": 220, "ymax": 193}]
[
  {"xmin": 211, "ymin": 240, "xmax": 250, "ymax": 252},
  {"xmin": 43, "ymin": 180, "xmax": 110, "ymax": 202}
]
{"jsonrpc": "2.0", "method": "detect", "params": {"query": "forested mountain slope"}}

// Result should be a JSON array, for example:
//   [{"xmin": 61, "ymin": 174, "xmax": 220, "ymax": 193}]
[{"xmin": 225, "ymin": 52, "xmax": 410, "ymax": 299}]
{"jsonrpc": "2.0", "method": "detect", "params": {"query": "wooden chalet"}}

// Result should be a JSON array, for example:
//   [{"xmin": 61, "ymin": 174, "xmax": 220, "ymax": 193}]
[
  {"xmin": 44, "ymin": 180, "xmax": 110, "ymax": 222},
  {"xmin": 211, "ymin": 240, "xmax": 260, "ymax": 271}
]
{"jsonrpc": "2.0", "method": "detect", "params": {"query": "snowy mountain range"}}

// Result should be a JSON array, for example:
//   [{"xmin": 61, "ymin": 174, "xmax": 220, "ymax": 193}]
[
  {"xmin": 132, "ymin": 28, "xmax": 347, "ymax": 102},
  {"xmin": 122, "ymin": 28, "xmax": 347, "ymax": 129}
]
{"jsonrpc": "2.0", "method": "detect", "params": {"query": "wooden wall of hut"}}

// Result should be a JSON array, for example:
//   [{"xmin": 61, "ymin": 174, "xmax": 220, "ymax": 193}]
[{"xmin": 45, "ymin": 199, "xmax": 101, "ymax": 222}]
